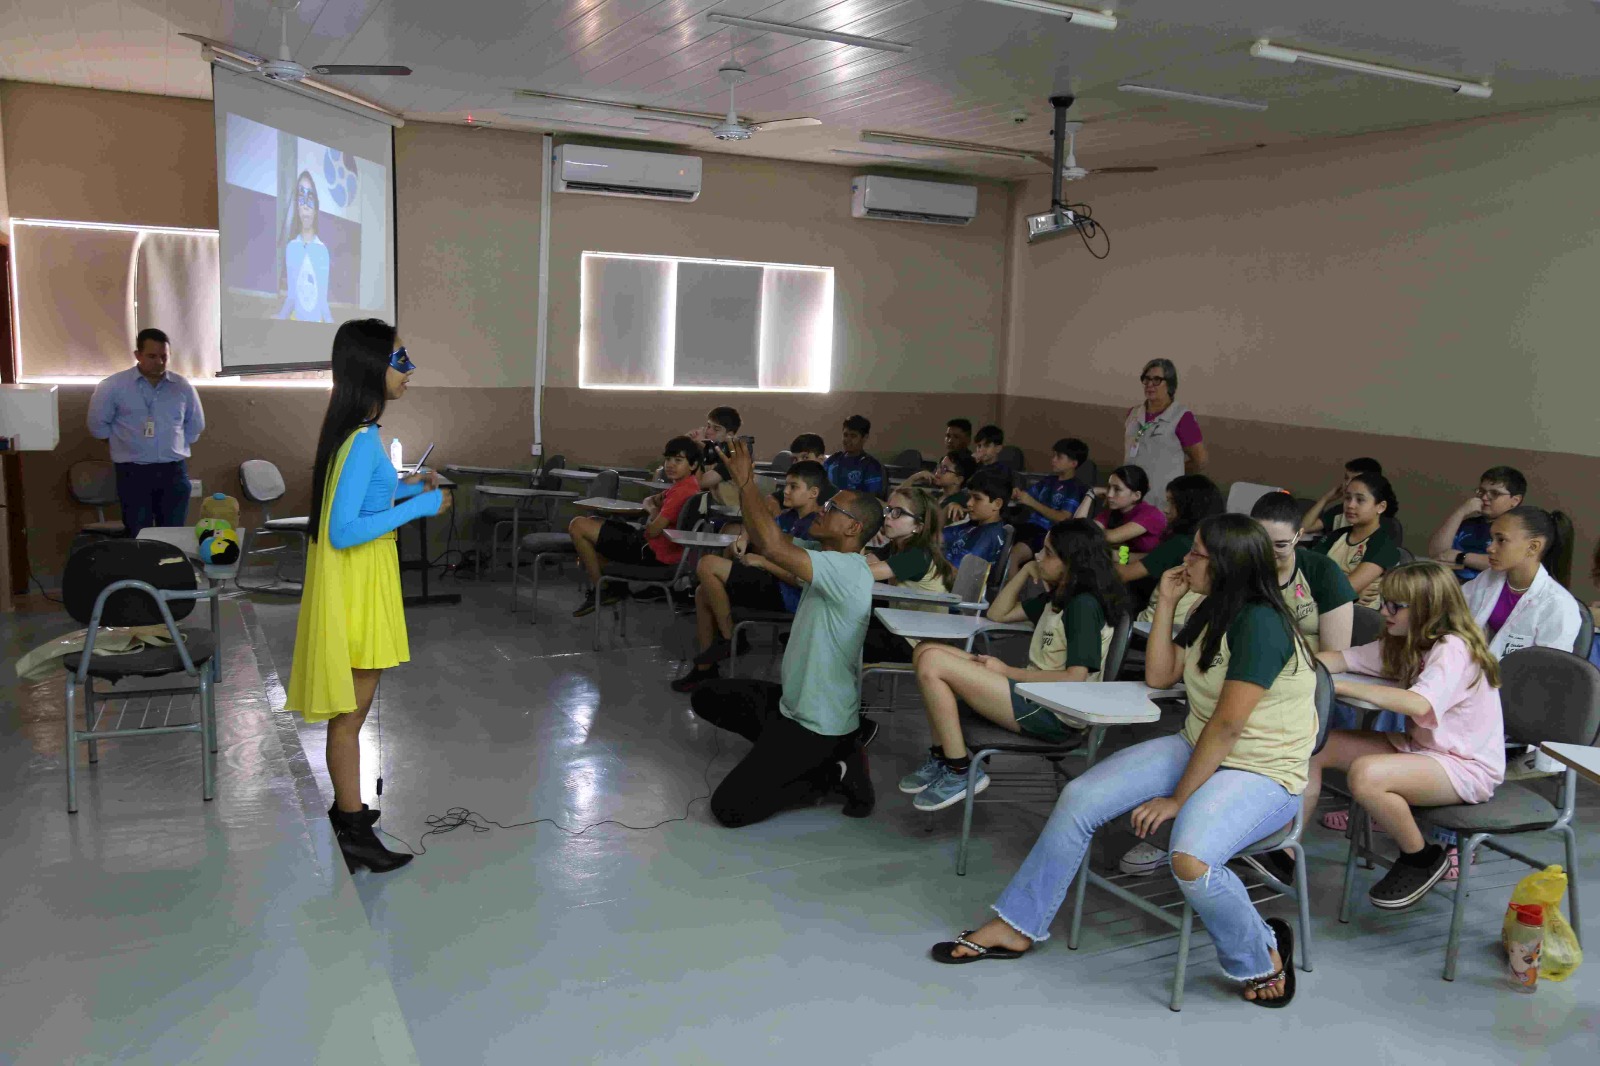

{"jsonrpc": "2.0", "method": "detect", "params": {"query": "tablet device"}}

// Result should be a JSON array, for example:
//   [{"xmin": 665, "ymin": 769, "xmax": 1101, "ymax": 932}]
[{"xmin": 404, "ymin": 442, "xmax": 435, "ymax": 475}]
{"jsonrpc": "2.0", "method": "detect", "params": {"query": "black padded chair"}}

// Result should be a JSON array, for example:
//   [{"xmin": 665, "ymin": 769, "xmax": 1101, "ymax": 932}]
[
  {"xmin": 1338, "ymin": 647, "xmax": 1600, "ymax": 980},
  {"xmin": 1351, "ymin": 605, "xmax": 1384, "ymax": 647},
  {"xmin": 68, "ymin": 460, "xmax": 125, "ymax": 544},
  {"xmin": 59, "ymin": 540, "xmax": 220, "ymax": 812}
]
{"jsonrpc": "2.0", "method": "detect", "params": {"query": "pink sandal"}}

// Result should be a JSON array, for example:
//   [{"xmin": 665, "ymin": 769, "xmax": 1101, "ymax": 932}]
[
  {"xmin": 1320, "ymin": 808, "xmax": 1384, "ymax": 834},
  {"xmin": 1440, "ymin": 846, "xmax": 1478, "ymax": 882}
]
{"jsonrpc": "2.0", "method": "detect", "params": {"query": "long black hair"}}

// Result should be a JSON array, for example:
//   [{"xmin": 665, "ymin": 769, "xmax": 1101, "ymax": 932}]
[
  {"xmin": 1045, "ymin": 518, "xmax": 1131, "ymax": 621},
  {"xmin": 1500, "ymin": 505, "xmax": 1575, "ymax": 588},
  {"xmin": 1185, "ymin": 514, "xmax": 1311, "ymax": 670},
  {"xmin": 1164, "ymin": 474, "xmax": 1224, "ymax": 537},
  {"xmin": 309, "ymin": 319, "xmax": 395, "ymax": 542},
  {"xmin": 1347, "ymin": 471, "xmax": 1400, "ymax": 519}
]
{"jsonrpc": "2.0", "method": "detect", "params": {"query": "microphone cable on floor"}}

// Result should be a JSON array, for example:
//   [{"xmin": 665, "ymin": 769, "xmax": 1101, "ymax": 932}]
[{"xmin": 374, "ymin": 720, "xmax": 723, "ymax": 855}]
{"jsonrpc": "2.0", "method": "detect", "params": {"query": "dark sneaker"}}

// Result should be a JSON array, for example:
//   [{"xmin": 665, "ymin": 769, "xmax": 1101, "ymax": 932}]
[
  {"xmin": 695, "ymin": 637, "xmax": 734, "ymax": 666},
  {"xmin": 837, "ymin": 748, "xmax": 875, "ymax": 818},
  {"xmin": 572, "ymin": 590, "xmax": 599, "ymax": 618},
  {"xmin": 1235, "ymin": 849, "xmax": 1298, "ymax": 887},
  {"xmin": 671, "ymin": 664, "xmax": 719, "ymax": 694},
  {"xmin": 1369, "ymin": 845, "xmax": 1450, "ymax": 910},
  {"xmin": 855, "ymin": 716, "xmax": 880, "ymax": 749},
  {"xmin": 600, "ymin": 586, "xmax": 629, "ymax": 607},
  {"xmin": 632, "ymin": 586, "xmax": 667, "ymax": 602}
]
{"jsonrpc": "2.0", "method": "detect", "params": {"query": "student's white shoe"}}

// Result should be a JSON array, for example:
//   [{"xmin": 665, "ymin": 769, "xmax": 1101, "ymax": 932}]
[{"xmin": 1118, "ymin": 841, "xmax": 1168, "ymax": 876}]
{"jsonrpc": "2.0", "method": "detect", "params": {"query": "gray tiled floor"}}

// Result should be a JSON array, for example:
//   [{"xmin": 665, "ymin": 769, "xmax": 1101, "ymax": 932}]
[{"xmin": 4, "ymin": 564, "xmax": 1598, "ymax": 1064}]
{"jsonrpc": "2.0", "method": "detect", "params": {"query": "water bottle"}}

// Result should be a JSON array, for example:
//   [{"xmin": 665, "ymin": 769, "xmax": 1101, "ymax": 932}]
[
  {"xmin": 1507, "ymin": 903, "xmax": 1543, "ymax": 991},
  {"xmin": 389, "ymin": 437, "xmax": 403, "ymax": 472}
]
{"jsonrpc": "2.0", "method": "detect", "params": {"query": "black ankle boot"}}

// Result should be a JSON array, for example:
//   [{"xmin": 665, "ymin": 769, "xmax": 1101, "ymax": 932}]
[{"xmin": 328, "ymin": 804, "xmax": 414, "ymax": 874}]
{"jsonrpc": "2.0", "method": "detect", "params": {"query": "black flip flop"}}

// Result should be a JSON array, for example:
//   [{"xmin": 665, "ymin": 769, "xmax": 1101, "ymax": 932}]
[
  {"xmin": 1245, "ymin": 918, "xmax": 1296, "ymax": 1008},
  {"xmin": 930, "ymin": 930, "xmax": 1027, "ymax": 965}
]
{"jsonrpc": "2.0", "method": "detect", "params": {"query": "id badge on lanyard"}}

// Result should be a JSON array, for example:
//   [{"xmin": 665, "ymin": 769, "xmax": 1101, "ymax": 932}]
[{"xmin": 144, "ymin": 419, "xmax": 156, "ymax": 438}]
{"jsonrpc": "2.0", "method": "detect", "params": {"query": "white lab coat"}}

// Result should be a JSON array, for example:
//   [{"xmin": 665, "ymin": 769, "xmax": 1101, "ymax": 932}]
[{"xmin": 1462, "ymin": 566, "xmax": 1583, "ymax": 658}]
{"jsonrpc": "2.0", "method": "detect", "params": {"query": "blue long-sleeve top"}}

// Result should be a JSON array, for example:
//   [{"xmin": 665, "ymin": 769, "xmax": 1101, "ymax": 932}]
[
  {"xmin": 327, "ymin": 425, "xmax": 442, "ymax": 549},
  {"xmin": 277, "ymin": 236, "xmax": 333, "ymax": 323}
]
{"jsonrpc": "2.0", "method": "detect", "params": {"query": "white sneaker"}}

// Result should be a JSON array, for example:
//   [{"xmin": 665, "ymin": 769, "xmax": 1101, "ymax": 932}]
[{"xmin": 1118, "ymin": 841, "xmax": 1168, "ymax": 876}]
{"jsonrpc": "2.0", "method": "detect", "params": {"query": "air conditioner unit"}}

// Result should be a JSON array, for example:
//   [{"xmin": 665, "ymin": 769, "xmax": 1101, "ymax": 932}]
[
  {"xmin": 553, "ymin": 144, "xmax": 702, "ymax": 202},
  {"xmin": 850, "ymin": 174, "xmax": 978, "ymax": 226}
]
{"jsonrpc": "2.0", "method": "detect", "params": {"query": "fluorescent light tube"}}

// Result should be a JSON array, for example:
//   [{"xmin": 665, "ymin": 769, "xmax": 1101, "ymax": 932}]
[
  {"xmin": 706, "ymin": 13, "xmax": 912, "ymax": 53},
  {"xmin": 975, "ymin": 0, "xmax": 1117, "ymax": 31},
  {"xmin": 1251, "ymin": 40, "xmax": 1491, "ymax": 99},
  {"xmin": 1118, "ymin": 83, "xmax": 1268, "ymax": 112},
  {"xmin": 860, "ymin": 131, "xmax": 1038, "ymax": 161}
]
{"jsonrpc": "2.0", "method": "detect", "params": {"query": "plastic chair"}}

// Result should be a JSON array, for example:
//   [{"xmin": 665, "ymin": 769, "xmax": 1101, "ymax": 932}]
[
  {"xmin": 480, "ymin": 453, "xmax": 564, "ymax": 574},
  {"xmin": 236, "ymin": 460, "xmax": 310, "ymax": 595},
  {"xmin": 68, "ymin": 460, "xmax": 125, "ymax": 541},
  {"xmin": 1225, "ymin": 481, "xmax": 1284, "ymax": 516},
  {"xmin": 59, "ymin": 540, "xmax": 220, "ymax": 812},
  {"xmin": 1351, "ymin": 605, "xmax": 1384, "ymax": 647},
  {"xmin": 859, "ymin": 554, "xmax": 992, "ymax": 713},
  {"xmin": 767, "ymin": 451, "xmax": 795, "ymax": 474},
  {"xmin": 1339, "ymin": 647, "xmax": 1600, "ymax": 980},
  {"xmin": 1573, "ymin": 603, "xmax": 1593, "ymax": 657},
  {"xmin": 593, "ymin": 491, "xmax": 707, "ymax": 648},
  {"xmin": 954, "ymin": 612, "xmax": 1136, "ymax": 875},
  {"xmin": 515, "ymin": 469, "xmax": 619, "ymax": 623},
  {"xmin": 1065, "ymin": 660, "xmax": 1334, "ymax": 1010},
  {"xmin": 996, "ymin": 445, "xmax": 1026, "ymax": 472}
]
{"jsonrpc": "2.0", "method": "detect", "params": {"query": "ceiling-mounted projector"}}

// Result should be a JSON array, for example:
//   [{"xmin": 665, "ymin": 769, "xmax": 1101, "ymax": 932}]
[
  {"xmin": 1026, "ymin": 206, "xmax": 1078, "ymax": 243},
  {"xmin": 1025, "ymin": 95, "xmax": 1109, "ymax": 257}
]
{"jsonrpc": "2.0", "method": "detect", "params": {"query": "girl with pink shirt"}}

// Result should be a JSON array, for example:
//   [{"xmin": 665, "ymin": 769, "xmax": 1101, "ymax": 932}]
[
  {"xmin": 1077, "ymin": 464, "xmax": 1168, "ymax": 553},
  {"xmin": 1304, "ymin": 561, "xmax": 1505, "ymax": 910}
]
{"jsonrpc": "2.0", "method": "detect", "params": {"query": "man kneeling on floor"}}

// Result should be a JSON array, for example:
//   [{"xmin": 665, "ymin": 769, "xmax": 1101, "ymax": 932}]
[{"xmin": 691, "ymin": 438, "xmax": 883, "ymax": 827}]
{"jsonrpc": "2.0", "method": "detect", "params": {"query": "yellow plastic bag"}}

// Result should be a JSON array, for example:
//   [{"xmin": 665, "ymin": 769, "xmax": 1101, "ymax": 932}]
[{"xmin": 1503, "ymin": 866, "xmax": 1582, "ymax": 981}]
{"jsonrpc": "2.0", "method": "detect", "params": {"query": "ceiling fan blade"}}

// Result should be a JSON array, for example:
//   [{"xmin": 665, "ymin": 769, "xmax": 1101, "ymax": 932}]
[
  {"xmin": 748, "ymin": 117, "xmax": 821, "ymax": 133},
  {"xmin": 513, "ymin": 89, "xmax": 723, "ymax": 127},
  {"xmin": 496, "ymin": 112, "xmax": 653, "ymax": 134},
  {"xmin": 640, "ymin": 114, "xmax": 721, "ymax": 130},
  {"xmin": 1092, "ymin": 165, "xmax": 1159, "ymax": 174},
  {"xmin": 312, "ymin": 64, "xmax": 412, "ymax": 76},
  {"xmin": 179, "ymin": 32, "xmax": 264, "ymax": 67}
]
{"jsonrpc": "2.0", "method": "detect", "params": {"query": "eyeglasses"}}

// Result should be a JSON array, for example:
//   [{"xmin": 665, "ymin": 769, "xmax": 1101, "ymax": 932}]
[
  {"xmin": 1475, "ymin": 488, "xmax": 1510, "ymax": 500},
  {"xmin": 884, "ymin": 505, "xmax": 912, "ymax": 521},
  {"xmin": 389, "ymin": 347, "xmax": 415, "ymax": 373},
  {"xmin": 825, "ymin": 498, "xmax": 866, "ymax": 525},
  {"xmin": 1380, "ymin": 600, "xmax": 1410, "ymax": 615},
  {"xmin": 296, "ymin": 186, "xmax": 316, "ymax": 208},
  {"xmin": 1139, "ymin": 375, "xmax": 1168, "ymax": 385}
]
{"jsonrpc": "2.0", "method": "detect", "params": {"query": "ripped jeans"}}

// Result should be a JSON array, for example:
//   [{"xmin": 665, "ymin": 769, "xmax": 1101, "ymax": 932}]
[{"xmin": 991, "ymin": 733, "xmax": 1298, "ymax": 981}]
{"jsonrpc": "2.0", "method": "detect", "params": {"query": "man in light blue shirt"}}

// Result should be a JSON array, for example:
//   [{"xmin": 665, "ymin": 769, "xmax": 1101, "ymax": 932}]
[
  {"xmin": 689, "ymin": 439, "xmax": 882, "ymax": 828},
  {"xmin": 87, "ymin": 328, "xmax": 205, "ymax": 537}
]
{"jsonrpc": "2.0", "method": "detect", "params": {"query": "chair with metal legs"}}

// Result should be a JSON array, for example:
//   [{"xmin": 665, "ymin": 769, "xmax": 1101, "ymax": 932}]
[
  {"xmin": 1337, "ymin": 646, "xmax": 1599, "ymax": 980},
  {"xmin": 58, "ymin": 540, "xmax": 221, "ymax": 813},
  {"xmin": 593, "ymin": 493, "xmax": 709, "ymax": 648},
  {"xmin": 514, "ymin": 469, "xmax": 617, "ymax": 623},
  {"xmin": 859, "ymin": 554, "xmax": 991, "ymax": 713},
  {"xmin": 236, "ymin": 460, "xmax": 310, "ymax": 595},
  {"xmin": 1063, "ymin": 661, "xmax": 1334, "ymax": 1011},
  {"xmin": 954, "ymin": 613, "xmax": 1134, "ymax": 875}
]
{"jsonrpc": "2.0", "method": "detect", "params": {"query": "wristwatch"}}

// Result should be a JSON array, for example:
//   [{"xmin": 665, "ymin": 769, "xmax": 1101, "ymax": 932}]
[{"xmin": 1455, "ymin": 551, "xmax": 1467, "ymax": 567}]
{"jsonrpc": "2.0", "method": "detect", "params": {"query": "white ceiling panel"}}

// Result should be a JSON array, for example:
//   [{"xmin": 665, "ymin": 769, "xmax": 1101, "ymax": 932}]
[{"xmin": 3, "ymin": 0, "xmax": 1599, "ymax": 179}]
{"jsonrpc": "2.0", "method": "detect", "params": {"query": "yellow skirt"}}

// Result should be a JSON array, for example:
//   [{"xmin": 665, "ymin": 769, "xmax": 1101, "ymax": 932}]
[{"xmin": 285, "ymin": 529, "xmax": 410, "ymax": 723}]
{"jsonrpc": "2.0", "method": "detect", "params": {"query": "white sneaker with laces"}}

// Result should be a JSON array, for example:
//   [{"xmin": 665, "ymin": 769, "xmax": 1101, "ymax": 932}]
[{"xmin": 1118, "ymin": 841, "xmax": 1168, "ymax": 876}]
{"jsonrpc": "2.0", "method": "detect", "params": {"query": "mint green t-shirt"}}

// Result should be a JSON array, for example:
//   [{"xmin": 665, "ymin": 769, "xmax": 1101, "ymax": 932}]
[{"xmin": 780, "ymin": 548, "xmax": 875, "ymax": 736}]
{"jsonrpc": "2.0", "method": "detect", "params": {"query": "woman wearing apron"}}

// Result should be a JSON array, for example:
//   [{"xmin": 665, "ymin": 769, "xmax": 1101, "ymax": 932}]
[{"xmin": 1124, "ymin": 358, "xmax": 1207, "ymax": 510}]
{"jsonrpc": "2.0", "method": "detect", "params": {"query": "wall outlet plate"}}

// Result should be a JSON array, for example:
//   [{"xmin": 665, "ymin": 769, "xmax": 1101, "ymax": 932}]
[{"xmin": 190, "ymin": 479, "xmax": 203, "ymax": 499}]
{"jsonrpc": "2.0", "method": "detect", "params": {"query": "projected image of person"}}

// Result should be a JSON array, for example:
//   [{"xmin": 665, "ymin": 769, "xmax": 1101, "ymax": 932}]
[{"xmin": 276, "ymin": 170, "xmax": 333, "ymax": 323}]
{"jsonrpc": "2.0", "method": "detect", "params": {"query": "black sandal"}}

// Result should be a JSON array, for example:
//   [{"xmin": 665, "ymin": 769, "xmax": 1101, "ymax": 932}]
[
  {"xmin": 930, "ymin": 930, "xmax": 1028, "ymax": 964},
  {"xmin": 1243, "ymin": 918, "xmax": 1296, "ymax": 1008}
]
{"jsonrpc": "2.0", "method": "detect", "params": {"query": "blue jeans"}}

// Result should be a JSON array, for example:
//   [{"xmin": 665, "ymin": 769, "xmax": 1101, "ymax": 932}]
[
  {"xmin": 115, "ymin": 460, "xmax": 190, "ymax": 538},
  {"xmin": 1328, "ymin": 699, "xmax": 1406, "ymax": 734},
  {"xmin": 992, "ymin": 733, "xmax": 1298, "ymax": 981}
]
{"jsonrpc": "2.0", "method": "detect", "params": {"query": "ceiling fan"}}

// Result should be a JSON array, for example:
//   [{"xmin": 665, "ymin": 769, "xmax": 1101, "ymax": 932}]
[
  {"xmin": 181, "ymin": 0, "xmax": 410, "ymax": 85},
  {"xmin": 513, "ymin": 64, "xmax": 820, "ymax": 142},
  {"xmin": 1055, "ymin": 121, "xmax": 1158, "ymax": 180}
]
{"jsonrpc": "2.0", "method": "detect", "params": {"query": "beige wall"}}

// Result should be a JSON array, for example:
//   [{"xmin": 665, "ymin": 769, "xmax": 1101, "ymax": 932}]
[
  {"xmin": 1006, "ymin": 105, "xmax": 1600, "ymax": 460},
  {"xmin": 1, "ymin": 81, "xmax": 1003, "ymax": 574},
  {"xmin": 1002, "ymin": 105, "xmax": 1600, "ymax": 602}
]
